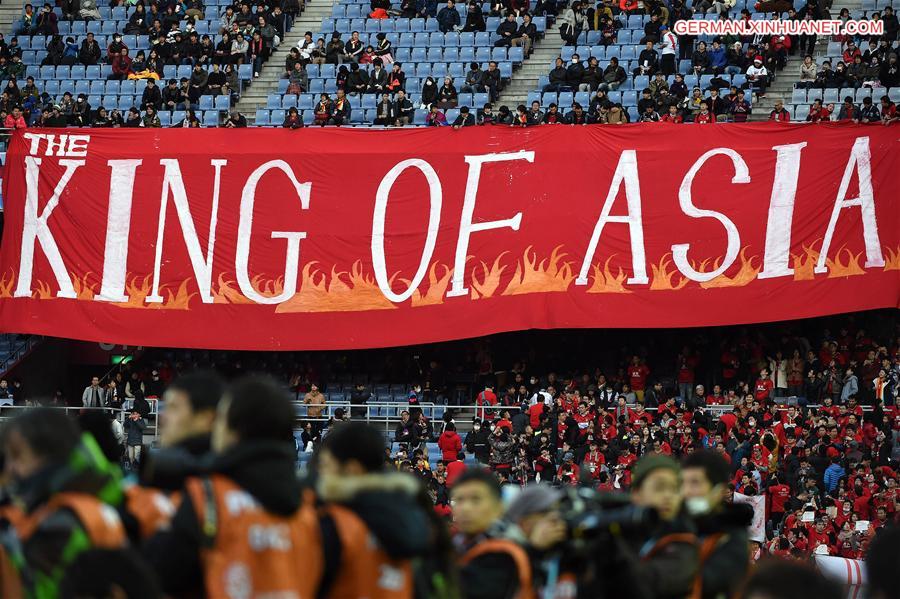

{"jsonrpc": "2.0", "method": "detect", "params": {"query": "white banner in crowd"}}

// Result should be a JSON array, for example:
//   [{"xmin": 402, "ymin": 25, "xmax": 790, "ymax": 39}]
[
  {"xmin": 815, "ymin": 555, "xmax": 867, "ymax": 599},
  {"xmin": 733, "ymin": 492, "xmax": 766, "ymax": 543}
]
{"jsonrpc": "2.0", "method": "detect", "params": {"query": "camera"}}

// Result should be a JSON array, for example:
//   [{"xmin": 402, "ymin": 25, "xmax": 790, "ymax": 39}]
[{"xmin": 559, "ymin": 486, "xmax": 658, "ymax": 548}]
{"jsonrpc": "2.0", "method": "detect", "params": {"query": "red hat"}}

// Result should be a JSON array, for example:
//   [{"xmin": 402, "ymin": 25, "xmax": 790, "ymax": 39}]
[
  {"xmin": 754, "ymin": 56, "xmax": 763, "ymax": 63},
  {"xmin": 826, "ymin": 447, "xmax": 840, "ymax": 458}
]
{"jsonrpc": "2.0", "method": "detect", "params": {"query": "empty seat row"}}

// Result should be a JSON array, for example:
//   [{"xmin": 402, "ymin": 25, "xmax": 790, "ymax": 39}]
[
  {"xmin": 255, "ymin": 107, "xmax": 465, "ymax": 126},
  {"xmin": 392, "ymin": 46, "xmax": 524, "ymax": 63},
  {"xmin": 792, "ymin": 86, "xmax": 900, "ymax": 104},
  {"xmin": 26, "ymin": 63, "xmax": 253, "ymax": 83},
  {"xmin": 273, "ymin": 91, "xmax": 485, "ymax": 109}
]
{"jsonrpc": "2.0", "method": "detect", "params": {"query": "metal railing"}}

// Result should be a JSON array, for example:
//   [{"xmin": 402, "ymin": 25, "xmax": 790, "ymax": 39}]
[{"xmin": 0, "ymin": 334, "xmax": 42, "ymax": 375}]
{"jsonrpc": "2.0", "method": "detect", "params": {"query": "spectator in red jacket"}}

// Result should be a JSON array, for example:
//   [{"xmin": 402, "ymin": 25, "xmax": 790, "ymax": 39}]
[
  {"xmin": 755, "ymin": 368, "xmax": 774, "ymax": 403},
  {"xmin": 626, "ymin": 355, "xmax": 650, "ymax": 401},
  {"xmin": 4, "ymin": 106, "xmax": 27, "ymax": 129},
  {"xmin": 438, "ymin": 422, "xmax": 462, "ymax": 463},
  {"xmin": 109, "ymin": 47, "xmax": 132, "ymax": 80}
]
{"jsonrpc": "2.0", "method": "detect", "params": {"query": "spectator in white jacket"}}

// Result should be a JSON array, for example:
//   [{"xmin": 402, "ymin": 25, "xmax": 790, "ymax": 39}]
[{"xmin": 746, "ymin": 57, "xmax": 768, "ymax": 97}]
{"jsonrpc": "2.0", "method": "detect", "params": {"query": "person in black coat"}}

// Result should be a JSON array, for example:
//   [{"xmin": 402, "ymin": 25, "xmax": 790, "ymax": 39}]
[
  {"xmin": 566, "ymin": 54, "xmax": 585, "ymax": 87},
  {"xmin": 78, "ymin": 32, "xmax": 101, "ymax": 65},
  {"xmin": 543, "ymin": 57, "xmax": 568, "ymax": 92},
  {"xmin": 452, "ymin": 105, "xmax": 476, "ymax": 128},
  {"xmin": 464, "ymin": 419, "xmax": 490, "ymax": 463},
  {"xmin": 494, "ymin": 13, "xmax": 518, "ymax": 46},
  {"xmin": 462, "ymin": 1, "xmax": 485, "ymax": 31}
]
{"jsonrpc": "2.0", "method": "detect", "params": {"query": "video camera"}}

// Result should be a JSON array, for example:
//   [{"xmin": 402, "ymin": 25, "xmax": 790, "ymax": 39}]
[{"xmin": 559, "ymin": 486, "xmax": 658, "ymax": 551}]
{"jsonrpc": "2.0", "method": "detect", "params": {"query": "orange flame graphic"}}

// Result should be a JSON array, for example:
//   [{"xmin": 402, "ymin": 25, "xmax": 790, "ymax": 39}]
[
  {"xmin": 649, "ymin": 254, "xmax": 689, "ymax": 291},
  {"xmin": 112, "ymin": 275, "xmax": 196, "ymax": 310},
  {"xmin": 276, "ymin": 261, "xmax": 397, "ymax": 313},
  {"xmin": 0, "ymin": 271, "xmax": 15, "ymax": 298},
  {"xmin": 502, "ymin": 246, "xmax": 575, "ymax": 296},
  {"xmin": 586, "ymin": 256, "xmax": 630, "ymax": 294},
  {"xmin": 71, "ymin": 272, "xmax": 98, "ymax": 301},
  {"xmin": 883, "ymin": 246, "xmax": 900, "ymax": 271},
  {"xmin": 409, "ymin": 263, "xmax": 454, "ymax": 307},
  {"xmin": 471, "ymin": 253, "xmax": 508, "ymax": 300},
  {"xmin": 700, "ymin": 248, "xmax": 760, "ymax": 289},
  {"xmin": 32, "ymin": 280, "xmax": 53, "ymax": 299},
  {"xmin": 212, "ymin": 274, "xmax": 257, "ymax": 305},
  {"xmin": 825, "ymin": 246, "xmax": 865, "ymax": 278},
  {"xmin": 790, "ymin": 242, "xmax": 820, "ymax": 281}
]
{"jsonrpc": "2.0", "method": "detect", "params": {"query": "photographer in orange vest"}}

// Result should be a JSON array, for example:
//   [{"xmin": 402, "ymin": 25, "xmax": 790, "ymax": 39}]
[
  {"xmin": 452, "ymin": 468, "xmax": 536, "ymax": 599},
  {"xmin": 315, "ymin": 421, "xmax": 458, "ymax": 599},
  {"xmin": 0, "ymin": 408, "xmax": 127, "ymax": 597},
  {"xmin": 146, "ymin": 376, "xmax": 320, "ymax": 598},
  {"xmin": 124, "ymin": 372, "xmax": 225, "ymax": 540}
]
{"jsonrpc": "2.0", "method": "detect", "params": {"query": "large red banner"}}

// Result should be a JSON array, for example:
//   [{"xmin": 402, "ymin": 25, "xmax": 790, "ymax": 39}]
[{"xmin": 0, "ymin": 124, "xmax": 897, "ymax": 350}]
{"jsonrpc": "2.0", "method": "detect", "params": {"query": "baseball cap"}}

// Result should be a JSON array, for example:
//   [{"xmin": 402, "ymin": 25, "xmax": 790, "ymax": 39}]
[{"xmin": 504, "ymin": 485, "xmax": 563, "ymax": 522}]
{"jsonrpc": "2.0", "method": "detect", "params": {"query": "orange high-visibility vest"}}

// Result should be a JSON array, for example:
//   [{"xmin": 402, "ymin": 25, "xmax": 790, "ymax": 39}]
[{"xmin": 185, "ymin": 475, "xmax": 321, "ymax": 599}]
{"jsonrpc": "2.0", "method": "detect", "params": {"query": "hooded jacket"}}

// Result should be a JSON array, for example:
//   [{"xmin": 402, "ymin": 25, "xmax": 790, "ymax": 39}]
[
  {"xmin": 145, "ymin": 440, "xmax": 305, "ymax": 596},
  {"xmin": 316, "ymin": 472, "xmax": 434, "ymax": 599},
  {"xmin": 3, "ymin": 434, "xmax": 124, "ymax": 598}
]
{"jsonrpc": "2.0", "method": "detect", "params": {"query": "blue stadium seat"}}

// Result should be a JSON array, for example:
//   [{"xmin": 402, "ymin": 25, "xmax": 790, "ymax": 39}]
[
  {"xmin": 267, "ymin": 94, "xmax": 282, "ymax": 109},
  {"xmin": 449, "ymin": 62, "xmax": 464, "ymax": 77},
  {"xmin": 120, "ymin": 80, "xmax": 136, "ymax": 95},
  {"xmin": 271, "ymin": 109, "xmax": 285, "ymax": 123},
  {"xmin": 426, "ymin": 47, "xmax": 443, "ymax": 62},
  {"xmin": 475, "ymin": 47, "xmax": 490, "ymax": 62},
  {"xmin": 794, "ymin": 104, "xmax": 810, "ymax": 120},
  {"xmin": 199, "ymin": 95, "xmax": 215, "ymax": 110},
  {"xmin": 256, "ymin": 109, "xmax": 273, "ymax": 127},
  {"xmin": 431, "ymin": 63, "xmax": 447, "ymax": 78},
  {"xmin": 807, "ymin": 88, "xmax": 823, "ymax": 102},
  {"xmin": 474, "ymin": 32, "xmax": 490, "ymax": 46},
  {"xmin": 459, "ymin": 32, "xmax": 474, "ymax": 46},
  {"xmin": 297, "ymin": 94, "xmax": 313, "ymax": 110},
  {"xmin": 459, "ymin": 46, "xmax": 475, "ymax": 62},
  {"xmin": 214, "ymin": 96, "xmax": 229, "ymax": 111},
  {"xmin": 791, "ymin": 88, "xmax": 807, "ymax": 104},
  {"xmin": 102, "ymin": 95, "xmax": 118, "ymax": 109},
  {"xmin": 202, "ymin": 110, "xmax": 220, "ymax": 127},
  {"xmin": 89, "ymin": 81, "xmax": 105, "ymax": 95}
]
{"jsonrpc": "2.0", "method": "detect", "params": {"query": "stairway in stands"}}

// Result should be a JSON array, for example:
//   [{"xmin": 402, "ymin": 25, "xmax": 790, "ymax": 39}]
[
  {"xmin": 750, "ymin": 0, "xmax": 862, "ymax": 120},
  {"xmin": 0, "ymin": 4, "xmax": 23, "ymax": 38},
  {"xmin": 497, "ymin": 26, "xmax": 563, "ymax": 108},
  {"xmin": 233, "ymin": 0, "xmax": 337, "ymax": 123}
]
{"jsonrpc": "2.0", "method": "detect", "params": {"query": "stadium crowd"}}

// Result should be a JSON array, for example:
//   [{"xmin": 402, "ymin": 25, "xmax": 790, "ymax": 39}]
[
  {"xmin": 0, "ymin": 312, "xmax": 897, "ymax": 597},
  {"xmin": 0, "ymin": 0, "xmax": 897, "ymax": 128}
]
